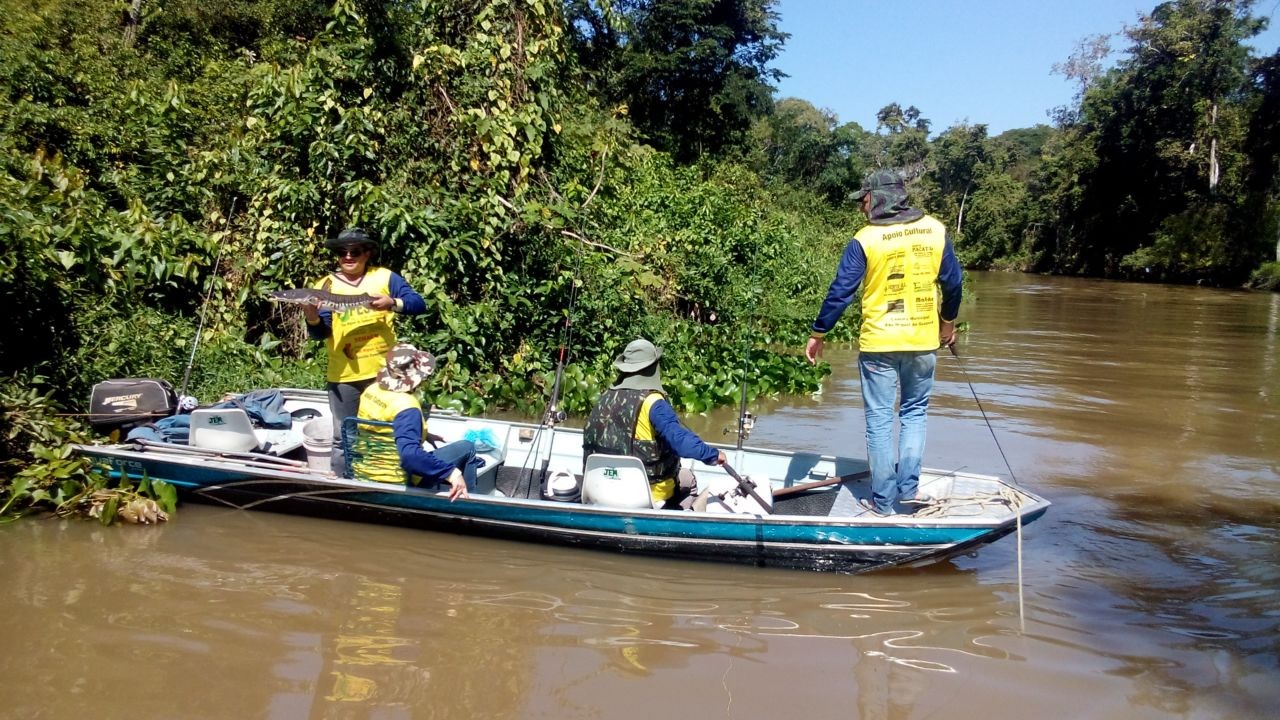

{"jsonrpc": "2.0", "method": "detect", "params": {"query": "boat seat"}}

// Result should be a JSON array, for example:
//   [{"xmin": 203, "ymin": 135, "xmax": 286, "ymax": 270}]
[
  {"xmin": 188, "ymin": 408, "xmax": 303, "ymax": 456},
  {"xmin": 581, "ymin": 453, "xmax": 658, "ymax": 510},
  {"xmin": 189, "ymin": 408, "xmax": 262, "ymax": 453},
  {"xmin": 251, "ymin": 427, "xmax": 305, "ymax": 457},
  {"xmin": 422, "ymin": 421, "xmax": 505, "ymax": 494},
  {"xmin": 471, "ymin": 452, "xmax": 502, "ymax": 495}
]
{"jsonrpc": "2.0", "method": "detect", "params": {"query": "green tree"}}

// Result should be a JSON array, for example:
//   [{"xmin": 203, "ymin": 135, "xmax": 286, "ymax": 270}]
[
  {"xmin": 749, "ymin": 97, "xmax": 866, "ymax": 201},
  {"xmin": 1242, "ymin": 50, "xmax": 1280, "ymax": 267},
  {"xmin": 924, "ymin": 123, "xmax": 991, "ymax": 236},
  {"xmin": 868, "ymin": 102, "xmax": 931, "ymax": 177},
  {"xmin": 1037, "ymin": 0, "xmax": 1269, "ymax": 283},
  {"xmin": 565, "ymin": 0, "xmax": 787, "ymax": 161}
]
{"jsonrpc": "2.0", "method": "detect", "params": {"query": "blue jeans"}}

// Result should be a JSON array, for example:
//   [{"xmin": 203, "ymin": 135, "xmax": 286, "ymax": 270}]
[
  {"xmin": 430, "ymin": 440, "xmax": 481, "ymax": 492},
  {"xmin": 859, "ymin": 351, "xmax": 937, "ymax": 513}
]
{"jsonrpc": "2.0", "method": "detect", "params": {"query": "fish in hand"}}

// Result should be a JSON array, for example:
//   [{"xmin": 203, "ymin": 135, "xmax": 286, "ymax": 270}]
[{"xmin": 267, "ymin": 288, "xmax": 376, "ymax": 310}]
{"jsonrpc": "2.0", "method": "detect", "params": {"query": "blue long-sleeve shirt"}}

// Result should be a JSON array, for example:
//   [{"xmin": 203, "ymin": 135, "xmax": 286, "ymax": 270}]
[
  {"xmin": 307, "ymin": 271, "xmax": 427, "ymax": 340},
  {"xmin": 811, "ymin": 237, "xmax": 963, "ymax": 334},
  {"xmin": 648, "ymin": 398, "xmax": 720, "ymax": 464},
  {"xmin": 390, "ymin": 407, "xmax": 456, "ymax": 483}
]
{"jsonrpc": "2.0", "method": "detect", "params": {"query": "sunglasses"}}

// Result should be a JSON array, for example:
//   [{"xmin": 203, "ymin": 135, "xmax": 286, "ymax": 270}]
[{"xmin": 334, "ymin": 247, "xmax": 366, "ymax": 258}]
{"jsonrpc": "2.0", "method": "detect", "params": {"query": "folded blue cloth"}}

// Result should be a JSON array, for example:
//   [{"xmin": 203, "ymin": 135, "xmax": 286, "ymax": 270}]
[
  {"xmin": 126, "ymin": 414, "xmax": 191, "ymax": 444},
  {"xmin": 464, "ymin": 428, "xmax": 500, "ymax": 453}
]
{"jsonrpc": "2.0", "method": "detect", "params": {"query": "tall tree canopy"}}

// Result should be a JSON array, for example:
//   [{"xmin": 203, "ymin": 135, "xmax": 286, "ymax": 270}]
[
  {"xmin": 1036, "ymin": 0, "xmax": 1271, "ymax": 282},
  {"xmin": 565, "ymin": 0, "xmax": 787, "ymax": 161}
]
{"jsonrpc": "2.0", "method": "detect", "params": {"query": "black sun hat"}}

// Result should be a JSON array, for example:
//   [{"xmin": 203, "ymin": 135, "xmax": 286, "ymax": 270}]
[{"xmin": 324, "ymin": 227, "xmax": 379, "ymax": 251}]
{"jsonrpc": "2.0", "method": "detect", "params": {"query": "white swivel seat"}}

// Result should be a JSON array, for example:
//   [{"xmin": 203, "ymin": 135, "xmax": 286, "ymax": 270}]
[
  {"xmin": 188, "ymin": 408, "xmax": 261, "ymax": 453},
  {"xmin": 581, "ymin": 454, "xmax": 657, "ymax": 509}
]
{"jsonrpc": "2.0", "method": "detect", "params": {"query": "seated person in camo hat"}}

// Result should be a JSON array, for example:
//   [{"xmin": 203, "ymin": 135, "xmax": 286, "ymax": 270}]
[
  {"xmin": 355, "ymin": 343, "xmax": 477, "ymax": 500},
  {"xmin": 582, "ymin": 338, "xmax": 727, "ymax": 507}
]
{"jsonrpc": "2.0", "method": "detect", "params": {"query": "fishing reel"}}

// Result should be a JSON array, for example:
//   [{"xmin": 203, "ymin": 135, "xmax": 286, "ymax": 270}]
[
  {"xmin": 724, "ymin": 411, "xmax": 755, "ymax": 442},
  {"xmin": 544, "ymin": 407, "xmax": 567, "ymax": 427}
]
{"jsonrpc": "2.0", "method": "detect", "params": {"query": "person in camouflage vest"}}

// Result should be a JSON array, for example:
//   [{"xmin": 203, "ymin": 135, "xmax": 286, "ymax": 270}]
[{"xmin": 583, "ymin": 339, "xmax": 727, "ymax": 507}]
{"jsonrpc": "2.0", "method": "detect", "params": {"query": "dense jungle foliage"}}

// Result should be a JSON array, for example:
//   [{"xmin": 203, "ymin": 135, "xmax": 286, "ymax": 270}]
[{"xmin": 3, "ymin": 0, "xmax": 1279, "ymax": 521}]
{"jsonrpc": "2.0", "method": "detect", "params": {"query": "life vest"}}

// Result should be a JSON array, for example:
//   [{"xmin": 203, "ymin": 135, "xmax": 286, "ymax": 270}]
[
  {"xmin": 855, "ymin": 215, "xmax": 948, "ymax": 352},
  {"xmin": 314, "ymin": 267, "xmax": 396, "ymax": 382},
  {"xmin": 583, "ymin": 388, "xmax": 681, "ymax": 490},
  {"xmin": 354, "ymin": 383, "xmax": 426, "ymax": 484}
]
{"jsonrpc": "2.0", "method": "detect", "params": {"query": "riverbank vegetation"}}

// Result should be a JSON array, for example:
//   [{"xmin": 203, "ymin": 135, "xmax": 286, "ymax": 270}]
[{"xmin": 3, "ymin": 0, "xmax": 1279, "ymax": 520}]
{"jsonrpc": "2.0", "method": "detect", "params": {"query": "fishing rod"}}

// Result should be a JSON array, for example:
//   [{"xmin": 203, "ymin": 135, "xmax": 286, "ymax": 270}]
[
  {"xmin": 534, "ymin": 301, "xmax": 574, "ymax": 496},
  {"xmin": 732, "ymin": 368, "xmax": 747, "ymax": 448},
  {"xmin": 946, "ymin": 340, "xmax": 1028, "ymax": 632},
  {"xmin": 946, "ymin": 342, "xmax": 1018, "ymax": 485},
  {"xmin": 725, "ymin": 291, "xmax": 758, "ymax": 449},
  {"xmin": 521, "ymin": 252, "xmax": 582, "ymax": 499},
  {"xmin": 732, "ymin": 342, "xmax": 754, "ymax": 451},
  {"xmin": 721, "ymin": 463, "xmax": 771, "ymax": 513},
  {"xmin": 179, "ymin": 198, "xmax": 237, "ymax": 402}
]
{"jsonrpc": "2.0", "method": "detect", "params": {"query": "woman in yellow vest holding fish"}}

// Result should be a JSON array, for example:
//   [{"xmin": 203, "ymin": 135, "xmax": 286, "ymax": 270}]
[{"xmin": 302, "ymin": 227, "xmax": 426, "ymax": 474}]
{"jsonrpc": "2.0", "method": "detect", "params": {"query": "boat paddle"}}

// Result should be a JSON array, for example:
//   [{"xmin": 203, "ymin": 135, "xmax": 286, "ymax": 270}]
[
  {"xmin": 721, "ymin": 463, "xmax": 772, "ymax": 513},
  {"xmin": 770, "ymin": 469, "xmax": 871, "ymax": 499}
]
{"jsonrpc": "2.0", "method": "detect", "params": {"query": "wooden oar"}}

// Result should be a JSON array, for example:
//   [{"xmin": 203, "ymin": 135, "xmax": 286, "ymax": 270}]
[
  {"xmin": 721, "ymin": 463, "xmax": 773, "ymax": 513},
  {"xmin": 772, "ymin": 470, "xmax": 871, "ymax": 499}
]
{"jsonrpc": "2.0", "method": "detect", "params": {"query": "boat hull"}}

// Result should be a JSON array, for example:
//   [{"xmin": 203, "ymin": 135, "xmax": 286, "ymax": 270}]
[{"xmin": 82, "ymin": 440, "xmax": 1048, "ymax": 573}]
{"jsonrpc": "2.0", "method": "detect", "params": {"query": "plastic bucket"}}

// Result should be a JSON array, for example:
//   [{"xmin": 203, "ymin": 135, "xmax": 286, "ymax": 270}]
[
  {"xmin": 302, "ymin": 418, "xmax": 332, "ymax": 472},
  {"xmin": 543, "ymin": 468, "xmax": 581, "ymax": 503}
]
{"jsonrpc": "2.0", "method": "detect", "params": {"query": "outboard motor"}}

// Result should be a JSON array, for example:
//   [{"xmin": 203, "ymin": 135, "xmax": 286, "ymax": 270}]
[{"xmin": 89, "ymin": 378, "xmax": 178, "ymax": 436}]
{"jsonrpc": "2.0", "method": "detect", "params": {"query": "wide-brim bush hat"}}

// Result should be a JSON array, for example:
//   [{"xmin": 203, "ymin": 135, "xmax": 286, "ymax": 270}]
[
  {"xmin": 376, "ymin": 343, "xmax": 436, "ymax": 393},
  {"xmin": 613, "ymin": 338, "xmax": 662, "ymax": 373}
]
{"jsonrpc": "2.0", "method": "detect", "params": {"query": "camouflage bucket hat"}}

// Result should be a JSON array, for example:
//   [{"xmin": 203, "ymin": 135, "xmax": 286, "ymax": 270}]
[
  {"xmin": 850, "ymin": 169, "xmax": 906, "ymax": 201},
  {"xmin": 376, "ymin": 343, "xmax": 437, "ymax": 393}
]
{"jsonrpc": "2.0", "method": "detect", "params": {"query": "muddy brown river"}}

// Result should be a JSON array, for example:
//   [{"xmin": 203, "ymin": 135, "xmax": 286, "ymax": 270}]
[{"xmin": 2, "ymin": 271, "xmax": 1277, "ymax": 719}]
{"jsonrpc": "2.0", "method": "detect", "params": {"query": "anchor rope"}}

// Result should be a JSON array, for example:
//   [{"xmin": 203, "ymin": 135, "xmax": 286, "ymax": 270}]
[
  {"xmin": 908, "ymin": 486, "xmax": 1025, "ymax": 518},
  {"xmin": 945, "ymin": 344, "xmax": 1026, "ymax": 633}
]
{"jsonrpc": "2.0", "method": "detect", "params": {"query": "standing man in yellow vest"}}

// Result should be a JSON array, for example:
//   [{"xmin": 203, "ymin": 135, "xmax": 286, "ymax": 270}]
[
  {"xmin": 804, "ymin": 170, "xmax": 963, "ymax": 516},
  {"xmin": 303, "ymin": 228, "xmax": 426, "ymax": 474}
]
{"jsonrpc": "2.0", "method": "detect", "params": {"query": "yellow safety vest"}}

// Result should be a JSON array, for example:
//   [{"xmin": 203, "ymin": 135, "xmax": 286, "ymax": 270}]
[
  {"xmin": 354, "ymin": 383, "xmax": 426, "ymax": 484},
  {"xmin": 855, "ymin": 215, "xmax": 948, "ymax": 352},
  {"xmin": 314, "ymin": 267, "xmax": 396, "ymax": 383},
  {"xmin": 635, "ymin": 393, "xmax": 676, "ymax": 503}
]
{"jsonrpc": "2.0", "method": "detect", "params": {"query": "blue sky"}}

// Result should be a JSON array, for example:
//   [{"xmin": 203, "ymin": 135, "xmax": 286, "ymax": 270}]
[{"xmin": 772, "ymin": 0, "xmax": 1280, "ymax": 136}]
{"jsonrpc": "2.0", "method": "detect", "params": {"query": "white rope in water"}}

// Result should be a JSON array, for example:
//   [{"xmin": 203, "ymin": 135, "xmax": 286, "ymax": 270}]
[
  {"xmin": 1017, "ymin": 502, "xmax": 1024, "ymax": 633},
  {"xmin": 915, "ymin": 486, "xmax": 1026, "ymax": 632}
]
